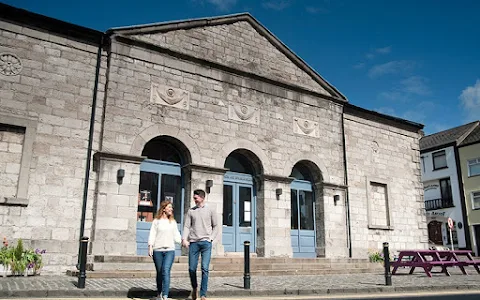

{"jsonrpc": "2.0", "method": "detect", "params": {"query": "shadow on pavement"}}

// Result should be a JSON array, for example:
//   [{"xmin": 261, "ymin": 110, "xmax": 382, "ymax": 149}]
[{"xmin": 127, "ymin": 287, "xmax": 190, "ymax": 299}]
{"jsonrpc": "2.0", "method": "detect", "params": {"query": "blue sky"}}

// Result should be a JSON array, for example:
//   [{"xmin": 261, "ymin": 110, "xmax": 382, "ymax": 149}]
[{"xmin": 5, "ymin": 0, "xmax": 480, "ymax": 134}]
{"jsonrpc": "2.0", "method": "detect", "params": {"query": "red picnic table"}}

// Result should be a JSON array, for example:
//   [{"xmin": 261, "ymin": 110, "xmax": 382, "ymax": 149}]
[{"xmin": 391, "ymin": 249, "xmax": 480, "ymax": 277}]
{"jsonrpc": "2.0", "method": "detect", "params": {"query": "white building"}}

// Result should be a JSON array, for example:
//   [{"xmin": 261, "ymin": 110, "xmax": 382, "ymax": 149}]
[{"xmin": 420, "ymin": 122, "xmax": 479, "ymax": 249}]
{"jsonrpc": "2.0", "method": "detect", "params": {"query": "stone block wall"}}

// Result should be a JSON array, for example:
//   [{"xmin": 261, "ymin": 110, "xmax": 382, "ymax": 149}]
[
  {"xmin": 344, "ymin": 111, "xmax": 427, "ymax": 258},
  {"xmin": 0, "ymin": 20, "xmax": 105, "ymax": 272},
  {"xmin": 91, "ymin": 155, "xmax": 140, "ymax": 255}
]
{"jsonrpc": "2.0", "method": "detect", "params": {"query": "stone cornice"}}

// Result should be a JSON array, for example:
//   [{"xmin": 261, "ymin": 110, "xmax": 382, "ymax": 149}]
[
  {"xmin": 319, "ymin": 182, "xmax": 348, "ymax": 190},
  {"xmin": 182, "ymin": 164, "xmax": 229, "ymax": 175},
  {"xmin": 93, "ymin": 152, "xmax": 146, "ymax": 171}
]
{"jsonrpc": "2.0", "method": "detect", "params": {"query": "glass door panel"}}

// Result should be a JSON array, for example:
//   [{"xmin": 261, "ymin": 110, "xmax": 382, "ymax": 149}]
[
  {"xmin": 222, "ymin": 184, "xmax": 235, "ymax": 252},
  {"xmin": 138, "ymin": 171, "xmax": 159, "ymax": 222},
  {"xmin": 160, "ymin": 174, "xmax": 182, "ymax": 222},
  {"xmin": 239, "ymin": 186, "xmax": 252, "ymax": 227},
  {"xmin": 299, "ymin": 190, "xmax": 314, "ymax": 230}
]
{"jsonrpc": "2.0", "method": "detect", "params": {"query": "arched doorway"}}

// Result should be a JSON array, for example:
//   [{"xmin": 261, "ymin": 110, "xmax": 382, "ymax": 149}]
[
  {"xmin": 223, "ymin": 150, "xmax": 262, "ymax": 253},
  {"xmin": 136, "ymin": 136, "xmax": 190, "ymax": 256},
  {"xmin": 290, "ymin": 161, "xmax": 322, "ymax": 258}
]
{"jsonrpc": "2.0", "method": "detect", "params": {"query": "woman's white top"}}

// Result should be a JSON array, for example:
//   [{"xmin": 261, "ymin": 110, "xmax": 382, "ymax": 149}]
[{"xmin": 148, "ymin": 218, "xmax": 181, "ymax": 251}]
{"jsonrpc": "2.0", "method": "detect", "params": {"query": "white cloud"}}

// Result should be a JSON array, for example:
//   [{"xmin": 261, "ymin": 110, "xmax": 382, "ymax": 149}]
[
  {"xmin": 376, "ymin": 46, "xmax": 392, "ymax": 54},
  {"xmin": 368, "ymin": 60, "xmax": 415, "ymax": 78},
  {"xmin": 400, "ymin": 76, "xmax": 431, "ymax": 96},
  {"xmin": 365, "ymin": 46, "xmax": 391, "ymax": 60},
  {"xmin": 353, "ymin": 62, "xmax": 365, "ymax": 69},
  {"xmin": 305, "ymin": 6, "xmax": 329, "ymax": 14},
  {"xmin": 374, "ymin": 107, "xmax": 397, "ymax": 116},
  {"xmin": 263, "ymin": 0, "xmax": 292, "ymax": 11},
  {"xmin": 378, "ymin": 91, "xmax": 409, "ymax": 102},
  {"xmin": 459, "ymin": 79, "xmax": 480, "ymax": 121},
  {"xmin": 201, "ymin": 0, "xmax": 237, "ymax": 11}
]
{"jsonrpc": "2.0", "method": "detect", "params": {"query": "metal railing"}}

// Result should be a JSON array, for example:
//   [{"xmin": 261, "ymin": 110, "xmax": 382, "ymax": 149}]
[{"xmin": 425, "ymin": 198, "xmax": 454, "ymax": 211}]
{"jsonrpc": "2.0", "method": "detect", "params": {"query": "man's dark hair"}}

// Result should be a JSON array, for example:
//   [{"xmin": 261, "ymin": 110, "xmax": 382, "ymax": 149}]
[{"xmin": 193, "ymin": 189, "xmax": 206, "ymax": 199}]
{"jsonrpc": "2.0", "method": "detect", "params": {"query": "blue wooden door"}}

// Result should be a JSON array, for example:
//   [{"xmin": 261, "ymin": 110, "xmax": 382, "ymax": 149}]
[
  {"xmin": 136, "ymin": 159, "xmax": 184, "ymax": 256},
  {"xmin": 291, "ymin": 180, "xmax": 316, "ymax": 258},
  {"xmin": 222, "ymin": 172, "xmax": 255, "ymax": 252}
]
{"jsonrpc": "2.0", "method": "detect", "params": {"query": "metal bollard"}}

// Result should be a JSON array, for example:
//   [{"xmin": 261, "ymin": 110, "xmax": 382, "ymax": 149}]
[
  {"xmin": 77, "ymin": 236, "xmax": 89, "ymax": 289},
  {"xmin": 244, "ymin": 241, "xmax": 250, "ymax": 289},
  {"xmin": 383, "ymin": 242, "xmax": 392, "ymax": 286}
]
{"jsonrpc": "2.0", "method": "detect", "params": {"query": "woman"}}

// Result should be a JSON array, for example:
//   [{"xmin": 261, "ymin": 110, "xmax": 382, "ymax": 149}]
[{"xmin": 148, "ymin": 201, "xmax": 181, "ymax": 300}]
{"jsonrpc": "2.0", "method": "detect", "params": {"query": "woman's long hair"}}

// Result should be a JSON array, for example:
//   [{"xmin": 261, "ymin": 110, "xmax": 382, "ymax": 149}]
[{"xmin": 154, "ymin": 200, "xmax": 176, "ymax": 222}]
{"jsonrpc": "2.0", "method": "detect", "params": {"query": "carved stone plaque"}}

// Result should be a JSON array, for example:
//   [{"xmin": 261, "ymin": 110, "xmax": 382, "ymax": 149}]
[
  {"xmin": 0, "ymin": 53, "xmax": 22, "ymax": 76},
  {"xmin": 150, "ymin": 83, "xmax": 189, "ymax": 110},
  {"xmin": 228, "ymin": 104, "xmax": 259, "ymax": 125},
  {"xmin": 293, "ymin": 117, "xmax": 319, "ymax": 138}
]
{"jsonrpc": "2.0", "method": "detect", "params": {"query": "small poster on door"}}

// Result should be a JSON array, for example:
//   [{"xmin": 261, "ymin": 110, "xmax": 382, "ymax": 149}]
[
  {"xmin": 244, "ymin": 211, "xmax": 251, "ymax": 222},
  {"xmin": 244, "ymin": 201, "xmax": 251, "ymax": 211}
]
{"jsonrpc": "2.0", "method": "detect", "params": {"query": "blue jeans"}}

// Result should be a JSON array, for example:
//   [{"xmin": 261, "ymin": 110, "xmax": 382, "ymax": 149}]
[
  {"xmin": 152, "ymin": 250, "xmax": 175, "ymax": 298},
  {"xmin": 188, "ymin": 241, "xmax": 212, "ymax": 297}
]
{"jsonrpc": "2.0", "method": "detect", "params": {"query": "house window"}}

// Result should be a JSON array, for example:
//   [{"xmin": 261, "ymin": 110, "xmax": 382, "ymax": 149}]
[
  {"xmin": 433, "ymin": 150, "xmax": 447, "ymax": 170},
  {"xmin": 472, "ymin": 191, "xmax": 480, "ymax": 210},
  {"xmin": 468, "ymin": 158, "xmax": 480, "ymax": 177},
  {"xmin": 420, "ymin": 156, "xmax": 425, "ymax": 173}
]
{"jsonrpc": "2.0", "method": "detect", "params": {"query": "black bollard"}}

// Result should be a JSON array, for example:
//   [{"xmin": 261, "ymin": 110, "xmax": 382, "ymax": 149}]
[
  {"xmin": 244, "ymin": 241, "xmax": 250, "ymax": 289},
  {"xmin": 77, "ymin": 236, "xmax": 89, "ymax": 289},
  {"xmin": 383, "ymin": 242, "xmax": 392, "ymax": 286}
]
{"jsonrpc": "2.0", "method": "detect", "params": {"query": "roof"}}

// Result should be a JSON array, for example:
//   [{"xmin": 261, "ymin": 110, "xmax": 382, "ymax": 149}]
[
  {"xmin": 106, "ymin": 13, "xmax": 347, "ymax": 102},
  {"xmin": 459, "ymin": 124, "xmax": 480, "ymax": 147},
  {"xmin": 420, "ymin": 121, "xmax": 479, "ymax": 151},
  {"xmin": 344, "ymin": 103, "xmax": 424, "ymax": 132},
  {"xmin": 0, "ymin": 3, "xmax": 103, "ymax": 45}
]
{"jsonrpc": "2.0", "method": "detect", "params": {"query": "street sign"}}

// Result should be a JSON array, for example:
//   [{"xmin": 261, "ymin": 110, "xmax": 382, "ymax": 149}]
[{"xmin": 447, "ymin": 217, "xmax": 454, "ymax": 229}]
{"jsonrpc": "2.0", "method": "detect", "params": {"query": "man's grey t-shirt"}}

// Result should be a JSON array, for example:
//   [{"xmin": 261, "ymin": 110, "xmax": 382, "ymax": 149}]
[{"xmin": 182, "ymin": 205, "xmax": 219, "ymax": 243}]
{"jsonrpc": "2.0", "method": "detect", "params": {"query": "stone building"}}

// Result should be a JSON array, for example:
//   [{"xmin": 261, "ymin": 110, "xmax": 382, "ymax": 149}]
[{"xmin": 0, "ymin": 3, "xmax": 427, "ymax": 273}]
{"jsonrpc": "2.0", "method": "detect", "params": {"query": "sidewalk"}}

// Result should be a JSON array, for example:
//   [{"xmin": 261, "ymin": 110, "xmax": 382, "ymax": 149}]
[{"xmin": 1, "ymin": 269, "xmax": 479, "ymax": 298}]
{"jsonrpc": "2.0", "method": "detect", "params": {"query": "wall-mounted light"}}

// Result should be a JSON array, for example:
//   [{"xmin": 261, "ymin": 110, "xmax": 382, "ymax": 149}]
[
  {"xmin": 206, "ymin": 179, "xmax": 213, "ymax": 194},
  {"xmin": 333, "ymin": 194, "xmax": 340, "ymax": 206},
  {"xmin": 117, "ymin": 169, "xmax": 125, "ymax": 185},
  {"xmin": 275, "ymin": 188, "xmax": 282, "ymax": 200}
]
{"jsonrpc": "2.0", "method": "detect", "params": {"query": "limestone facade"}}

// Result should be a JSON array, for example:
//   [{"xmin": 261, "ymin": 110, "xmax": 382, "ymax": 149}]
[{"xmin": 0, "ymin": 5, "xmax": 427, "ymax": 273}]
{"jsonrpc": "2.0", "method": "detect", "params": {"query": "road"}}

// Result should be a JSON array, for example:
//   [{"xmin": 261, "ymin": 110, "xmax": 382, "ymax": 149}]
[{"xmin": 3, "ymin": 290, "xmax": 479, "ymax": 300}]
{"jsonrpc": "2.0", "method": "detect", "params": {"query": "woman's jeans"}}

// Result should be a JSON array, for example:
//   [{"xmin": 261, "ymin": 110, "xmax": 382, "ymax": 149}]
[
  {"xmin": 188, "ymin": 241, "xmax": 212, "ymax": 297},
  {"xmin": 152, "ymin": 250, "xmax": 175, "ymax": 298}
]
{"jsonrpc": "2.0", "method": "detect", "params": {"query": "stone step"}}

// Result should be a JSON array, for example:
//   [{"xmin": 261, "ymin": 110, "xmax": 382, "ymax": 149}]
[
  {"xmin": 67, "ymin": 266, "xmax": 382, "ymax": 278},
  {"xmin": 91, "ymin": 261, "xmax": 379, "ymax": 272},
  {"xmin": 92, "ymin": 255, "xmax": 369, "ymax": 264}
]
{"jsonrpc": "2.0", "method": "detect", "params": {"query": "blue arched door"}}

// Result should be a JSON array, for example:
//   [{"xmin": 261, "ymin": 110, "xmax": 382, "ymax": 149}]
[
  {"xmin": 222, "ymin": 172, "xmax": 256, "ymax": 252},
  {"xmin": 136, "ymin": 159, "xmax": 184, "ymax": 256},
  {"xmin": 291, "ymin": 179, "xmax": 316, "ymax": 258}
]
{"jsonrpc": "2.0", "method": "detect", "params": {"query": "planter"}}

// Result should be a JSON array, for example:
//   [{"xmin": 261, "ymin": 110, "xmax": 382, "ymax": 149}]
[
  {"xmin": 0, "ymin": 265, "xmax": 40, "ymax": 277},
  {"xmin": 0, "ymin": 265, "xmax": 11, "ymax": 277}
]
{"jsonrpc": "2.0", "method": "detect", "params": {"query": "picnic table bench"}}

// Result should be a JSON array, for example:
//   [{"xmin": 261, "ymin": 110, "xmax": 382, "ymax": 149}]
[{"xmin": 391, "ymin": 249, "xmax": 480, "ymax": 277}]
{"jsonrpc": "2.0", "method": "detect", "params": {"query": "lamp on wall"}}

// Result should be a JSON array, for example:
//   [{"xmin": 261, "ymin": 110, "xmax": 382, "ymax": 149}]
[
  {"xmin": 333, "ymin": 194, "xmax": 340, "ymax": 206},
  {"xmin": 275, "ymin": 188, "xmax": 282, "ymax": 200},
  {"xmin": 206, "ymin": 179, "xmax": 213, "ymax": 194},
  {"xmin": 117, "ymin": 169, "xmax": 125, "ymax": 185}
]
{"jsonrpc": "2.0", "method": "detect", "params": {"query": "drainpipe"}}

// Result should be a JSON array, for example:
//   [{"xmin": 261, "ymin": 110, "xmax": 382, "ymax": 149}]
[
  {"xmin": 341, "ymin": 106, "xmax": 353, "ymax": 258},
  {"xmin": 77, "ymin": 34, "xmax": 104, "ymax": 265}
]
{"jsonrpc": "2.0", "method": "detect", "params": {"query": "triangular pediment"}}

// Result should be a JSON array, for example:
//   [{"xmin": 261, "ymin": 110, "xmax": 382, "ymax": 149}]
[{"xmin": 108, "ymin": 13, "xmax": 346, "ymax": 101}]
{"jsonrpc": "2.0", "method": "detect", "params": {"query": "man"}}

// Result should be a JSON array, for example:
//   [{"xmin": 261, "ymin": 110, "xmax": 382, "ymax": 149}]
[{"xmin": 182, "ymin": 189, "xmax": 219, "ymax": 300}]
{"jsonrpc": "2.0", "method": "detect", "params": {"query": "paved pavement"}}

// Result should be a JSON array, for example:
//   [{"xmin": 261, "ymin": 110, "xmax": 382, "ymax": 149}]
[{"xmin": 0, "ymin": 269, "xmax": 479, "ymax": 298}]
